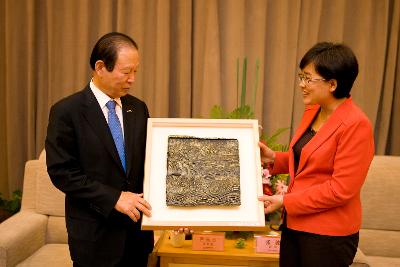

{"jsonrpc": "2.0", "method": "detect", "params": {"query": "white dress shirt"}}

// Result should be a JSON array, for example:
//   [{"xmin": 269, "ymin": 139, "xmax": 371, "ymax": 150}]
[{"xmin": 89, "ymin": 80, "xmax": 125, "ymax": 138}]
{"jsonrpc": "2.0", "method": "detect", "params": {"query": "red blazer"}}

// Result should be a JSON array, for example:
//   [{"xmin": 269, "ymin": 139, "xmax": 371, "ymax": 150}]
[{"xmin": 272, "ymin": 98, "xmax": 374, "ymax": 236}]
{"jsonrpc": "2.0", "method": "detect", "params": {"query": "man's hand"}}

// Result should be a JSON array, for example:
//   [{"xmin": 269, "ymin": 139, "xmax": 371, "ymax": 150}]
[
  {"xmin": 114, "ymin": 192, "xmax": 152, "ymax": 222},
  {"xmin": 258, "ymin": 194, "xmax": 283, "ymax": 214}
]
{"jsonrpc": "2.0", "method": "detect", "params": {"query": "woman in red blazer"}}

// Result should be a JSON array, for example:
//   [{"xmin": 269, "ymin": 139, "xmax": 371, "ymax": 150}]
[{"xmin": 259, "ymin": 42, "xmax": 374, "ymax": 267}]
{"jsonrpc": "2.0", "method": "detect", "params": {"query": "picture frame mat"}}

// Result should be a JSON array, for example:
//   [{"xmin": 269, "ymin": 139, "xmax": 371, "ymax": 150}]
[{"xmin": 142, "ymin": 118, "xmax": 266, "ymax": 231}]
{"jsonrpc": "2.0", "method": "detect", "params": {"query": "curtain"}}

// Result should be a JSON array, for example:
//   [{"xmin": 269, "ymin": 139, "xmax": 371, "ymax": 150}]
[{"xmin": 0, "ymin": 0, "xmax": 399, "ymax": 197}]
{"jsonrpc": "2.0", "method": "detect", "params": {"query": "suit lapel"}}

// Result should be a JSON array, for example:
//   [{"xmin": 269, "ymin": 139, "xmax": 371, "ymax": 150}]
[
  {"xmin": 288, "ymin": 105, "xmax": 319, "ymax": 176},
  {"xmin": 295, "ymin": 100, "xmax": 351, "ymax": 175},
  {"xmin": 290, "ymin": 106, "xmax": 319, "ymax": 149},
  {"xmin": 121, "ymin": 97, "xmax": 136, "ymax": 178},
  {"xmin": 81, "ymin": 87, "xmax": 124, "ymax": 171}
]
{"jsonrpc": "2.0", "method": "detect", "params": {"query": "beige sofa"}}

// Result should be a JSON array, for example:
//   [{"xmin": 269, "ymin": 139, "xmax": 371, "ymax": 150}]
[
  {"xmin": 0, "ymin": 151, "xmax": 161, "ymax": 267},
  {"xmin": 0, "ymin": 151, "xmax": 71, "ymax": 267},
  {"xmin": 357, "ymin": 155, "xmax": 400, "ymax": 267},
  {"xmin": 0, "ymin": 153, "xmax": 399, "ymax": 266}
]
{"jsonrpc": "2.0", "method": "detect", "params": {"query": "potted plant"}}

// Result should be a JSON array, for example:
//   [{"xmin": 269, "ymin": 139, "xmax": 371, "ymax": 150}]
[
  {"xmin": 0, "ymin": 190, "xmax": 22, "ymax": 222},
  {"xmin": 209, "ymin": 58, "xmax": 289, "ymax": 241}
]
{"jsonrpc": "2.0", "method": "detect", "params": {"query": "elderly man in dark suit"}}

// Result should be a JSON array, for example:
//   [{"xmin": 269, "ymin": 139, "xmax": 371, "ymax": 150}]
[{"xmin": 45, "ymin": 32, "xmax": 153, "ymax": 267}]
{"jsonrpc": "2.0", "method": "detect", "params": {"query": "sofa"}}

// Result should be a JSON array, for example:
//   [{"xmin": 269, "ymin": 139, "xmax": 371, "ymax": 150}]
[
  {"xmin": 0, "ymin": 153, "xmax": 399, "ymax": 266},
  {"xmin": 356, "ymin": 155, "xmax": 400, "ymax": 267},
  {"xmin": 0, "ymin": 150, "xmax": 70, "ymax": 267},
  {"xmin": 0, "ymin": 151, "xmax": 160, "ymax": 267}
]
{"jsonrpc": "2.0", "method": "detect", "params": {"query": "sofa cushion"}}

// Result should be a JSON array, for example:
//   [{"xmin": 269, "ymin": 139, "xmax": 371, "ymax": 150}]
[
  {"xmin": 0, "ymin": 211, "xmax": 48, "ymax": 267},
  {"xmin": 361, "ymin": 156, "xmax": 400, "ymax": 231},
  {"xmin": 16, "ymin": 244, "xmax": 72, "ymax": 267},
  {"xmin": 35, "ymin": 168, "xmax": 65, "ymax": 217},
  {"xmin": 366, "ymin": 255, "xmax": 400, "ymax": 267},
  {"xmin": 46, "ymin": 216, "xmax": 68, "ymax": 244},
  {"xmin": 359, "ymin": 229, "xmax": 400, "ymax": 258}
]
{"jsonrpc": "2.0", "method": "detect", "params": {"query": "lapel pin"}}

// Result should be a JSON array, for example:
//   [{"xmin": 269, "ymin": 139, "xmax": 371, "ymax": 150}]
[{"xmin": 126, "ymin": 109, "xmax": 133, "ymax": 112}]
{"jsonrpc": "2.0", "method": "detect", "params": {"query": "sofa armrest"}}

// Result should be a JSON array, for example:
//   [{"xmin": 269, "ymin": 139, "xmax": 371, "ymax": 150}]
[{"xmin": 0, "ymin": 210, "xmax": 48, "ymax": 267}]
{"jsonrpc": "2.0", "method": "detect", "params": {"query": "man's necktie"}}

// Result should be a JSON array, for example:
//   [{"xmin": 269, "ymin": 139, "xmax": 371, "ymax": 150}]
[{"xmin": 106, "ymin": 100, "xmax": 126, "ymax": 172}]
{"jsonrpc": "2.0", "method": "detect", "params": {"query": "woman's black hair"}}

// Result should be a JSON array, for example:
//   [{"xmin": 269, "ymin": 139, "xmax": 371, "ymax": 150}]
[{"xmin": 300, "ymin": 42, "xmax": 358, "ymax": 98}]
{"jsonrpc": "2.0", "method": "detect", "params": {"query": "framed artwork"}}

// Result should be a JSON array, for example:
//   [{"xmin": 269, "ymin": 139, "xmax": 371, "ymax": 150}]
[{"xmin": 141, "ymin": 118, "xmax": 266, "ymax": 231}]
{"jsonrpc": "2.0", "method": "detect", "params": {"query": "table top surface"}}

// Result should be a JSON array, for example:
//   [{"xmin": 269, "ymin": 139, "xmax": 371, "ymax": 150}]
[{"xmin": 156, "ymin": 232, "xmax": 279, "ymax": 261}]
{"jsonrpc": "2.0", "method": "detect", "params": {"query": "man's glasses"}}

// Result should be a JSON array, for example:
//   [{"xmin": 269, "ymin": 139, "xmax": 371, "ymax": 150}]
[{"xmin": 298, "ymin": 73, "xmax": 326, "ymax": 86}]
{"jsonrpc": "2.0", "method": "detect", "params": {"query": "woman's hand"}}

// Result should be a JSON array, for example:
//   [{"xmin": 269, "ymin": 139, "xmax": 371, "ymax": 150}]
[
  {"xmin": 258, "ymin": 195, "xmax": 283, "ymax": 214},
  {"xmin": 258, "ymin": 141, "xmax": 276, "ymax": 165}
]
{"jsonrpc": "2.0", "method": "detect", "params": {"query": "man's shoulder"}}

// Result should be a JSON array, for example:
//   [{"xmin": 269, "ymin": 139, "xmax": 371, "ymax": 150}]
[
  {"xmin": 123, "ymin": 94, "xmax": 144, "ymax": 103},
  {"xmin": 122, "ymin": 94, "xmax": 148, "ymax": 108},
  {"xmin": 51, "ymin": 86, "xmax": 91, "ymax": 109}
]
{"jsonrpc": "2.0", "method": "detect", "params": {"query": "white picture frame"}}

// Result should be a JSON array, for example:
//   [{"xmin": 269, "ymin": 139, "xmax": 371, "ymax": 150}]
[{"xmin": 141, "ymin": 118, "xmax": 266, "ymax": 231}]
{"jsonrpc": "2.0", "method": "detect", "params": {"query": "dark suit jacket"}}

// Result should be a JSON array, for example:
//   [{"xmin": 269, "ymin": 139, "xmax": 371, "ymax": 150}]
[{"xmin": 45, "ymin": 85, "xmax": 153, "ymax": 265}]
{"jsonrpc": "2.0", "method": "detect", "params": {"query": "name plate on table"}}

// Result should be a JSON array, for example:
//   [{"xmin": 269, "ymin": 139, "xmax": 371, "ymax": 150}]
[
  {"xmin": 254, "ymin": 233, "xmax": 281, "ymax": 253},
  {"xmin": 192, "ymin": 232, "xmax": 225, "ymax": 251}
]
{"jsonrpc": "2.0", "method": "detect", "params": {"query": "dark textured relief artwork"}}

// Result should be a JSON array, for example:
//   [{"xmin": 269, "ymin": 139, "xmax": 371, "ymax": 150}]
[{"xmin": 166, "ymin": 135, "xmax": 241, "ymax": 207}]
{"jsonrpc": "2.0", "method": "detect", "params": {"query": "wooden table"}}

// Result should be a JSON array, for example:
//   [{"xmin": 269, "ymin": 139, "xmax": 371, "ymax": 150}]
[{"xmin": 156, "ymin": 232, "xmax": 279, "ymax": 267}]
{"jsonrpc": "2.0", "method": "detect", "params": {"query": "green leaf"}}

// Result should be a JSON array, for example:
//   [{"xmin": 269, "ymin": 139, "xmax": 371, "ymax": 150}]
[
  {"xmin": 252, "ymin": 58, "xmax": 260, "ymax": 113},
  {"xmin": 236, "ymin": 58, "xmax": 239, "ymax": 106},
  {"xmin": 240, "ymin": 57, "xmax": 247, "ymax": 108},
  {"xmin": 235, "ymin": 238, "xmax": 246, "ymax": 248},
  {"xmin": 263, "ymin": 128, "xmax": 289, "ymax": 151},
  {"xmin": 3, "ymin": 190, "xmax": 22, "ymax": 214},
  {"xmin": 228, "ymin": 105, "xmax": 254, "ymax": 119},
  {"xmin": 0, "ymin": 193, "xmax": 4, "ymax": 207},
  {"xmin": 210, "ymin": 105, "xmax": 227, "ymax": 119}
]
